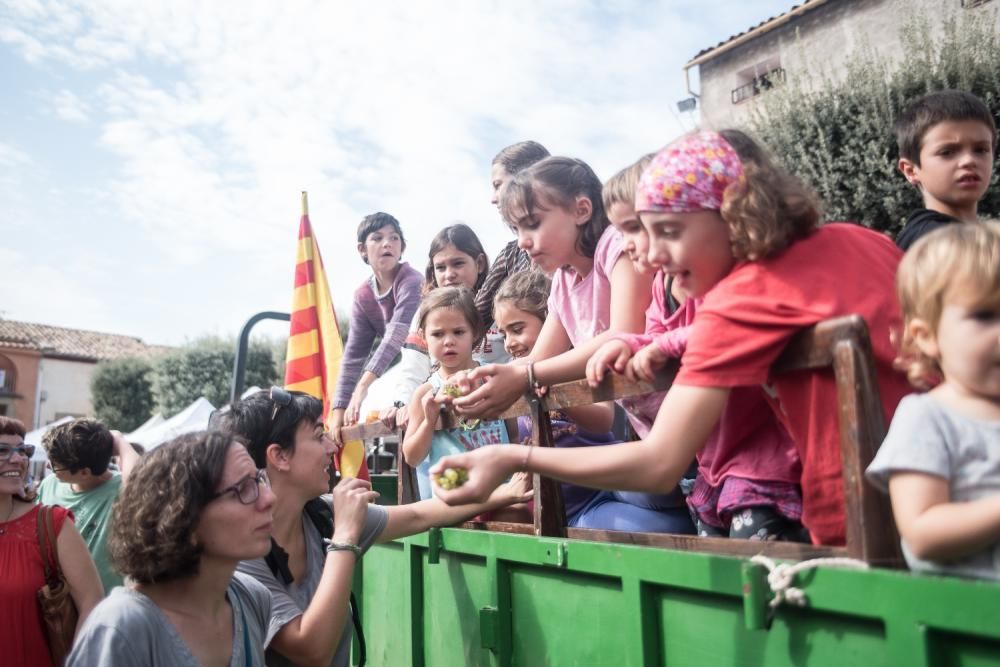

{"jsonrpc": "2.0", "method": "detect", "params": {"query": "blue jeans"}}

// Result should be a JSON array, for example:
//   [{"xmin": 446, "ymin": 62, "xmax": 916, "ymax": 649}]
[{"xmin": 568, "ymin": 490, "xmax": 695, "ymax": 534}]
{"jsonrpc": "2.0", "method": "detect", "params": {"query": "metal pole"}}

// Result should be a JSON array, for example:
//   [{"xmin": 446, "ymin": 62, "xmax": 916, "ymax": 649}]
[{"xmin": 230, "ymin": 311, "xmax": 290, "ymax": 403}]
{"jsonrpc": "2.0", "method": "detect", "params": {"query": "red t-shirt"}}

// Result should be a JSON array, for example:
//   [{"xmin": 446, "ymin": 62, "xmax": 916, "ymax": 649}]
[{"xmin": 676, "ymin": 223, "xmax": 911, "ymax": 545}]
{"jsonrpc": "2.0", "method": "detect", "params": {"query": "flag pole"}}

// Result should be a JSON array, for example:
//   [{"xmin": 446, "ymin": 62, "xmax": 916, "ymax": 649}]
[{"xmin": 301, "ymin": 191, "xmax": 309, "ymax": 217}]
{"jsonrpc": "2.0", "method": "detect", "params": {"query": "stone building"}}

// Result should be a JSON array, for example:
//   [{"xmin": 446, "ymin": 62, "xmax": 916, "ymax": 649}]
[{"xmin": 684, "ymin": 0, "xmax": 1000, "ymax": 129}]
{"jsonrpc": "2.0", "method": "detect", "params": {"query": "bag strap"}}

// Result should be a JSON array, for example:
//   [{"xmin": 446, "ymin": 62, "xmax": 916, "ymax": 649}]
[{"xmin": 35, "ymin": 506, "xmax": 57, "ymax": 586}]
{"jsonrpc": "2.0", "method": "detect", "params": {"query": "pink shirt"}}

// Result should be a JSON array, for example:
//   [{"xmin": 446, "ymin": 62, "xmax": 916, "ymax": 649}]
[{"xmin": 548, "ymin": 226, "xmax": 624, "ymax": 346}]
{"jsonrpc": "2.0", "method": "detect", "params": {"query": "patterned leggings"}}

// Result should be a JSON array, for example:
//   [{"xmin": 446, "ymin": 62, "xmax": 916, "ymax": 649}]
[{"xmin": 696, "ymin": 506, "xmax": 810, "ymax": 542}]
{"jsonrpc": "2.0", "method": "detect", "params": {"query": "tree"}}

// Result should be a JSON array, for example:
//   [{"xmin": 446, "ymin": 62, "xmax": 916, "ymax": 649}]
[
  {"xmin": 91, "ymin": 357, "xmax": 156, "ymax": 432},
  {"xmin": 750, "ymin": 9, "xmax": 1000, "ymax": 235},
  {"xmin": 154, "ymin": 337, "xmax": 278, "ymax": 415}
]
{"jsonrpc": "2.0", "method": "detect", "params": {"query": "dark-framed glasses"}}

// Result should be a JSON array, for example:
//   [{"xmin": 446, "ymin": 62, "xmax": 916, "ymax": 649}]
[
  {"xmin": 45, "ymin": 461, "xmax": 70, "ymax": 473},
  {"xmin": 212, "ymin": 469, "xmax": 270, "ymax": 505},
  {"xmin": 0, "ymin": 443, "xmax": 35, "ymax": 463},
  {"xmin": 269, "ymin": 386, "xmax": 293, "ymax": 423}
]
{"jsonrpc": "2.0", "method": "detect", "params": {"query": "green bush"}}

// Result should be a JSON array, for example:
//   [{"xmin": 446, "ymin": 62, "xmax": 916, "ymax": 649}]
[
  {"xmin": 750, "ymin": 8, "xmax": 1000, "ymax": 235},
  {"xmin": 91, "ymin": 357, "xmax": 156, "ymax": 432},
  {"xmin": 154, "ymin": 337, "xmax": 278, "ymax": 415}
]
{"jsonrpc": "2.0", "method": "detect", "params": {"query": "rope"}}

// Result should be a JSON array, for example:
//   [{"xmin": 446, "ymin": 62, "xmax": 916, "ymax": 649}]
[{"xmin": 749, "ymin": 554, "xmax": 869, "ymax": 609}]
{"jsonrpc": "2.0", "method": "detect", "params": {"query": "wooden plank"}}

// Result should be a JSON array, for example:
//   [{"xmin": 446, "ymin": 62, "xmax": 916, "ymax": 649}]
[
  {"xmin": 566, "ymin": 528, "xmax": 843, "ymax": 560},
  {"xmin": 530, "ymin": 395, "xmax": 566, "ymax": 538}
]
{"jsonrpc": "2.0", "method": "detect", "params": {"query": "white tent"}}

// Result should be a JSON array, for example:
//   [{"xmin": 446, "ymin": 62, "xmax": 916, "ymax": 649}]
[
  {"xmin": 130, "ymin": 397, "xmax": 216, "ymax": 449},
  {"xmin": 124, "ymin": 412, "xmax": 165, "ymax": 443}
]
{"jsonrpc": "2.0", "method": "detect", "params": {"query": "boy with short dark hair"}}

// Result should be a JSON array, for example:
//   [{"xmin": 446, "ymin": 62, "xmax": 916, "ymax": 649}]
[
  {"xmin": 894, "ymin": 89, "xmax": 996, "ymax": 250},
  {"xmin": 38, "ymin": 418, "xmax": 138, "ymax": 593}
]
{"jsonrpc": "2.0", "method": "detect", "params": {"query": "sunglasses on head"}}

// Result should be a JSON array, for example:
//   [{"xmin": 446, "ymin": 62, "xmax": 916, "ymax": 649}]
[{"xmin": 269, "ymin": 386, "xmax": 293, "ymax": 423}]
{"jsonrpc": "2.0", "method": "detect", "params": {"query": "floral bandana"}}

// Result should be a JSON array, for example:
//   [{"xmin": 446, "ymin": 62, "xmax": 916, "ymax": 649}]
[{"xmin": 635, "ymin": 130, "xmax": 744, "ymax": 213}]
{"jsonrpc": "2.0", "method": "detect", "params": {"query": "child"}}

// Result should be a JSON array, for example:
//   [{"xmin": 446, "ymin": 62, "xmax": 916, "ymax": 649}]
[
  {"xmin": 590, "ymin": 143, "xmax": 806, "ymax": 541},
  {"xmin": 867, "ymin": 222, "xmax": 1000, "ymax": 580},
  {"xmin": 330, "ymin": 212, "xmax": 423, "ymax": 445},
  {"xmin": 894, "ymin": 90, "xmax": 996, "ymax": 250},
  {"xmin": 452, "ymin": 156, "xmax": 694, "ymax": 534},
  {"xmin": 438, "ymin": 130, "xmax": 912, "ymax": 547},
  {"xmin": 402, "ymin": 287, "xmax": 509, "ymax": 500},
  {"xmin": 476, "ymin": 140, "xmax": 551, "ymax": 329},
  {"xmin": 494, "ymin": 270, "xmax": 620, "ymax": 526},
  {"xmin": 386, "ymin": 223, "xmax": 506, "ymax": 427}
]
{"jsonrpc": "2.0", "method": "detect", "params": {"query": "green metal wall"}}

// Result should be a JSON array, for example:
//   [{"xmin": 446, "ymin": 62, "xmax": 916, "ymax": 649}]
[{"xmin": 357, "ymin": 528, "xmax": 1000, "ymax": 666}]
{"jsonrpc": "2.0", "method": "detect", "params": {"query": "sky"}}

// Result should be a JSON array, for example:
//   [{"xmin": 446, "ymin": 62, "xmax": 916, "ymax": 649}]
[{"xmin": 1, "ymin": 0, "xmax": 794, "ymax": 347}]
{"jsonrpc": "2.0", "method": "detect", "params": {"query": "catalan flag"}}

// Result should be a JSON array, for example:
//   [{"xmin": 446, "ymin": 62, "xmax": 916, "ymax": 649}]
[{"xmin": 284, "ymin": 192, "xmax": 369, "ymax": 480}]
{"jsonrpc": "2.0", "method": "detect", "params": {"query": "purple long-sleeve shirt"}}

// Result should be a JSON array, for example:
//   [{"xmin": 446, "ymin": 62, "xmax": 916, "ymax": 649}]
[{"xmin": 333, "ymin": 261, "xmax": 424, "ymax": 409}]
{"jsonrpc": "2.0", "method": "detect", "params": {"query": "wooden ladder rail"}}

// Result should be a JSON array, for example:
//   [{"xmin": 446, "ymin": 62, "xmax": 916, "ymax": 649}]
[{"xmin": 341, "ymin": 315, "xmax": 902, "ymax": 565}]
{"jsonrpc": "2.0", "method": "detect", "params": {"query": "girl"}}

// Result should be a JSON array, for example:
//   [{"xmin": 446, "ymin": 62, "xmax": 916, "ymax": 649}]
[
  {"xmin": 588, "ymin": 140, "xmax": 806, "ymax": 541},
  {"xmin": 384, "ymin": 224, "xmax": 504, "ymax": 426},
  {"xmin": 329, "ymin": 212, "xmax": 423, "ymax": 446},
  {"xmin": 867, "ymin": 222, "xmax": 1000, "ymax": 579},
  {"xmin": 494, "ymin": 270, "xmax": 621, "ymax": 526},
  {"xmin": 68, "ymin": 431, "xmax": 274, "ymax": 667},
  {"xmin": 403, "ymin": 287, "xmax": 509, "ymax": 500},
  {"xmin": 437, "ymin": 130, "xmax": 912, "ymax": 547},
  {"xmin": 1, "ymin": 416, "xmax": 102, "ymax": 667},
  {"xmin": 475, "ymin": 140, "xmax": 551, "ymax": 329},
  {"xmin": 453, "ymin": 156, "xmax": 693, "ymax": 534}
]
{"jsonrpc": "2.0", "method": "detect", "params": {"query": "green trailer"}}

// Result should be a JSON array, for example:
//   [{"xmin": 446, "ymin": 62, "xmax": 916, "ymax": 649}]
[{"xmin": 341, "ymin": 316, "xmax": 1000, "ymax": 665}]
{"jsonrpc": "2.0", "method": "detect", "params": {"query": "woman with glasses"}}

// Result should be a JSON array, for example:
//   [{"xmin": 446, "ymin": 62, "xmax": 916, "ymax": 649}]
[
  {"xmin": 0, "ymin": 415, "xmax": 103, "ymax": 667},
  {"xmin": 216, "ymin": 388, "xmax": 530, "ymax": 667},
  {"xmin": 68, "ymin": 431, "xmax": 275, "ymax": 667}
]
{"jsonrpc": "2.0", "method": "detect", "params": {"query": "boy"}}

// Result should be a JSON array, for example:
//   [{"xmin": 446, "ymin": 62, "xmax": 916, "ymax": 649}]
[
  {"xmin": 38, "ymin": 418, "xmax": 138, "ymax": 593},
  {"xmin": 894, "ymin": 89, "xmax": 996, "ymax": 250}
]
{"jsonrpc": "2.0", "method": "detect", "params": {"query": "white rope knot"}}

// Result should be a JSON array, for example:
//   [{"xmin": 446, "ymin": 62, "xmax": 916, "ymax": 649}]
[{"xmin": 750, "ymin": 554, "xmax": 869, "ymax": 610}]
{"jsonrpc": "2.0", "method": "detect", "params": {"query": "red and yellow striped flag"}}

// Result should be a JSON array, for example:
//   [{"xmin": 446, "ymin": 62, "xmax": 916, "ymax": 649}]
[{"xmin": 284, "ymin": 192, "xmax": 369, "ymax": 480}]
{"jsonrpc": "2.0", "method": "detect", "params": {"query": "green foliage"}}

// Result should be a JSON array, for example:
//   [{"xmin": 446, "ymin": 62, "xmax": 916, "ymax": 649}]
[
  {"xmin": 154, "ymin": 337, "xmax": 278, "ymax": 415},
  {"xmin": 750, "ymin": 8, "xmax": 1000, "ymax": 235},
  {"xmin": 91, "ymin": 357, "xmax": 155, "ymax": 432}
]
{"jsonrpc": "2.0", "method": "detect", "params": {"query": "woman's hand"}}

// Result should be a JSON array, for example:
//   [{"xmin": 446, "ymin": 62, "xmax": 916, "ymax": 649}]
[
  {"xmin": 626, "ymin": 343, "xmax": 669, "ymax": 382},
  {"xmin": 585, "ymin": 339, "xmax": 633, "ymax": 387},
  {"xmin": 429, "ymin": 445, "xmax": 520, "ymax": 505},
  {"xmin": 449, "ymin": 364, "xmax": 527, "ymax": 419},
  {"xmin": 331, "ymin": 478, "xmax": 380, "ymax": 545}
]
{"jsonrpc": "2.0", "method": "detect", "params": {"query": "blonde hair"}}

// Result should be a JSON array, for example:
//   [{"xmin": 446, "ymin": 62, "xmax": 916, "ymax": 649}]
[
  {"xmin": 417, "ymin": 286, "xmax": 485, "ymax": 347},
  {"xmin": 718, "ymin": 129, "xmax": 821, "ymax": 261},
  {"xmin": 895, "ymin": 221, "xmax": 1000, "ymax": 388},
  {"xmin": 493, "ymin": 270, "xmax": 551, "ymax": 323},
  {"xmin": 602, "ymin": 153, "xmax": 655, "ymax": 212}
]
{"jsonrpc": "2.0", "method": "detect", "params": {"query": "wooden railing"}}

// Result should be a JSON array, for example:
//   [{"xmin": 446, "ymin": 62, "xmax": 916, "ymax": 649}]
[{"xmin": 340, "ymin": 315, "xmax": 903, "ymax": 566}]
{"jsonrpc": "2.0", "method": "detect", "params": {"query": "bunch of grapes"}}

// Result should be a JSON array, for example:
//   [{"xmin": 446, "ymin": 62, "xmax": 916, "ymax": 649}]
[{"xmin": 432, "ymin": 467, "xmax": 469, "ymax": 491}]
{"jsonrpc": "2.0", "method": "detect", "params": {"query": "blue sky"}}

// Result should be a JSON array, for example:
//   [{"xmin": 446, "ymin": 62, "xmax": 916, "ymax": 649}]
[{"xmin": 1, "ymin": 0, "xmax": 794, "ymax": 346}]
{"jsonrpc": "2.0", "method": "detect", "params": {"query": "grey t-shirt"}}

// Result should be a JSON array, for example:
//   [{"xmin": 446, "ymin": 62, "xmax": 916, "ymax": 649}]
[
  {"xmin": 66, "ymin": 572, "xmax": 271, "ymax": 666},
  {"xmin": 867, "ymin": 392, "xmax": 1000, "ymax": 580},
  {"xmin": 237, "ymin": 498, "xmax": 388, "ymax": 667}
]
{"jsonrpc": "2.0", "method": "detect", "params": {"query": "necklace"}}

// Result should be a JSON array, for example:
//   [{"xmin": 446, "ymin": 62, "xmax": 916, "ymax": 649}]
[{"xmin": 0, "ymin": 499, "xmax": 14, "ymax": 535}]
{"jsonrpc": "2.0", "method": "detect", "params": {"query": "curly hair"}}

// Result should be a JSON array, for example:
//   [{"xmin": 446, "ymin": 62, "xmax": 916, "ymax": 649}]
[
  {"xmin": 500, "ymin": 156, "xmax": 609, "ymax": 259},
  {"xmin": 895, "ymin": 221, "xmax": 1000, "ymax": 388},
  {"xmin": 211, "ymin": 390, "xmax": 323, "ymax": 469},
  {"xmin": 493, "ymin": 270, "xmax": 551, "ymax": 323},
  {"xmin": 110, "ymin": 431, "xmax": 234, "ymax": 584},
  {"xmin": 718, "ymin": 129, "xmax": 821, "ymax": 261},
  {"xmin": 417, "ymin": 286, "xmax": 485, "ymax": 347},
  {"xmin": 42, "ymin": 418, "xmax": 113, "ymax": 475},
  {"xmin": 424, "ymin": 223, "xmax": 490, "ymax": 292}
]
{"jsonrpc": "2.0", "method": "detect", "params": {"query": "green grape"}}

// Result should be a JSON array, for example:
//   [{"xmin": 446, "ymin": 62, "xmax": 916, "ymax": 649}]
[
  {"xmin": 440, "ymin": 384, "xmax": 464, "ymax": 398},
  {"xmin": 432, "ymin": 467, "xmax": 469, "ymax": 490}
]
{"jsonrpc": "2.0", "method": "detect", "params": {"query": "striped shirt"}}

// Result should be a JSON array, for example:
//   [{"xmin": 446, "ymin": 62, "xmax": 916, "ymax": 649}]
[{"xmin": 474, "ymin": 240, "xmax": 531, "ymax": 329}]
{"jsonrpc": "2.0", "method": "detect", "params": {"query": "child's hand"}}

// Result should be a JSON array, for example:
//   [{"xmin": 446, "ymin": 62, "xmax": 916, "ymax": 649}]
[
  {"xmin": 421, "ymin": 390, "xmax": 442, "ymax": 429},
  {"xmin": 586, "ymin": 339, "xmax": 633, "ymax": 387},
  {"xmin": 494, "ymin": 470, "xmax": 533, "ymax": 505},
  {"xmin": 626, "ymin": 343, "xmax": 669, "ymax": 382}
]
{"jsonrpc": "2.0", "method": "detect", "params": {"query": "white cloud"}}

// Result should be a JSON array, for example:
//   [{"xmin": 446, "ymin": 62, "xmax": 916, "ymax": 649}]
[{"xmin": 2, "ymin": 0, "xmax": 796, "ymax": 344}]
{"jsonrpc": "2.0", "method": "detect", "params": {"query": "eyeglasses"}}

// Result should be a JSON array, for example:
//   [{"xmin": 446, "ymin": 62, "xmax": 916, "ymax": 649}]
[
  {"xmin": 269, "ymin": 386, "xmax": 293, "ymax": 423},
  {"xmin": 0, "ymin": 443, "xmax": 35, "ymax": 463},
  {"xmin": 211, "ymin": 469, "xmax": 270, "ymax": 505},
  {"xmin": 45, "ymin": 461, "xmax": 70, "ymax": 473}
]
